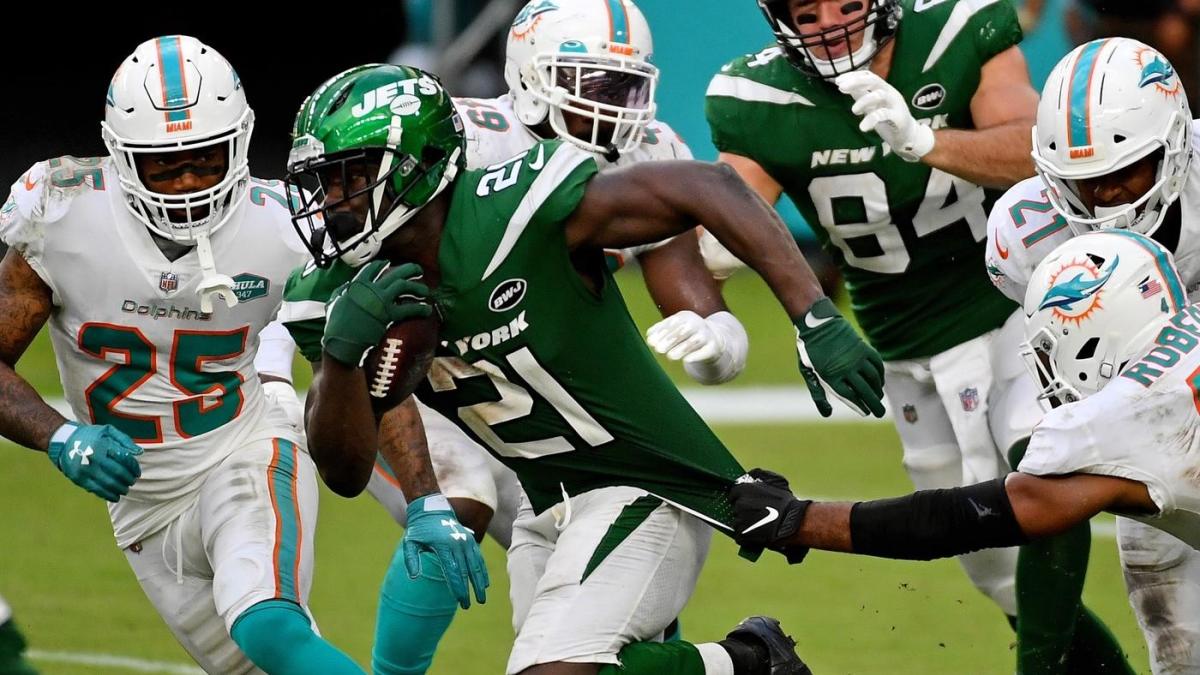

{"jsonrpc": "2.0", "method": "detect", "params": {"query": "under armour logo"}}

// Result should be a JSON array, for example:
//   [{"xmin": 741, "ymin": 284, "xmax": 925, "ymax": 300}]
[
  {"xmin": 968, "ymin": 498, "xmax": 995, "ymax": 519},
  {"xmin": 441, "ymin": 518, "xmax": 469, "ymax": 541},
  {"xmin": 69, "ymin": 441, "xmax": 94, "ymax": 466}
]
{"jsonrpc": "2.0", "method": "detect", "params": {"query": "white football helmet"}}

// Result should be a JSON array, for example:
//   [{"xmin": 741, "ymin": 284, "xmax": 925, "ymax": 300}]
[
  {"xmin": 1032, "ymin": 38, "xmax": 1192, "ymax": 236},
  {"xmin": 505, "ymin": 0, "xmax": 658, "ymax": 156},
  {"xmin": 1021, "ymin": 230, "xmax": 1186, "ymax": 405},
  {"xmin": 102, "ymin": 35, "xmax": 254, "ymax": 245}
]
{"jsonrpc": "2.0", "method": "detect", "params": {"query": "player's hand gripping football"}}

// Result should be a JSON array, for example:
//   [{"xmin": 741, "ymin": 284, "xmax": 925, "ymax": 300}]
[
  {"xmin": 794, "ymin": 298, "xmax": 885, "ymax": 417},
  {"xmin": 731, "ymin": 468, "xmax": 811, "ymax": 564},
  {"xmin": 402, "ymin": 494, "xmax": 490, "ymax": 609},
  {"xmin": 47, "ymin": 422, "xmax": 143, "ymax": 502},
  {"xmin": 836, "ymin": 70, "xmax": 935, "ymax": 163},
  {"xmin": 322, "ymin": 260, "xmax": 432, "ymax": 367}
]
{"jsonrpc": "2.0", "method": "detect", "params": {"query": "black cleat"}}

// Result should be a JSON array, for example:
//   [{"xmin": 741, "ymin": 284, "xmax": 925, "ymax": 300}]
[{"xmin": 725, "ymin": 616, "xmax": 812, "ymax": 675}]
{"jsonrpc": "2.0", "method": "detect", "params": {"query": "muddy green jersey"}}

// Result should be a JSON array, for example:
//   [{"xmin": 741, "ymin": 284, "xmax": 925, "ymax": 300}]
[
  {"xmin": 706, "ymin": 0, "xmax": 1022, "ymax": 361},
  {"xmin": 282, "ymin": 140, "xmax": 744, "ymax": 526}
]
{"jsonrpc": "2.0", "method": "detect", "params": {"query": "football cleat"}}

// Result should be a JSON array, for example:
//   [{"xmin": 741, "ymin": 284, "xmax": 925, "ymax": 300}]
[{"xmin": 725, "ymin": 616, "xmax": 812, "ymax": 675}]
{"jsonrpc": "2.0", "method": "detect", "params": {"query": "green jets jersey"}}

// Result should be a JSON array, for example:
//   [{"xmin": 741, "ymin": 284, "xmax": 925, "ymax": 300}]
[
  {"xmin": 706, "ymin": 0, "xmax": 1023, "ymax": 361},
  {"xmin": 282, "ymin": 140, "xmax": 745, "ymax": 527}
]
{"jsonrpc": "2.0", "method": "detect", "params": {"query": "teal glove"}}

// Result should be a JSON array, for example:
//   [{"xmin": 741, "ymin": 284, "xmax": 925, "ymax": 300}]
[
  {"xmin": 403, "ymin": 494, "xmax": 489, "ymax": 609},
  {"xmin": 47, "ymin": 422, "xmax": 143, "ymax": 502},
  {"xmin": 322, "ymin": 260, "xmax": 433, "ymax": 367},
  {"xmin": 793, "ymin": 297, "xmax": 886, "ymax": 418}
]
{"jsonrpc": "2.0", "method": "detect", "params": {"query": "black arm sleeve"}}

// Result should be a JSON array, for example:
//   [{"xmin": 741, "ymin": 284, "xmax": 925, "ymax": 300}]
[{"xmin": 849, "ymin": 477, "xmax": 1029, "ymax": 560}]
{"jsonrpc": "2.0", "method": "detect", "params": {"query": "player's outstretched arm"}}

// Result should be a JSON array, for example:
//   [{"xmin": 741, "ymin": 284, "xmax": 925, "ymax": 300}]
[
  {"xmin": 729, "ymin": 468, "xmax": 1155, "ymax": 562},
  {"xmin": 566, "ymin": 160, "xmax": 885, "ymax": 417},
  {"xmin": 0, "ymin": 249, "xmax": 67, "ymax": 450}
]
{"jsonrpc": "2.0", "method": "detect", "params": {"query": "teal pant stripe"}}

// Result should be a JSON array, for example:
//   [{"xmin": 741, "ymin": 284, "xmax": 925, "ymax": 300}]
[{"xmin": 270, "ymin": 439, "xmax": 302, "ymax": 602}]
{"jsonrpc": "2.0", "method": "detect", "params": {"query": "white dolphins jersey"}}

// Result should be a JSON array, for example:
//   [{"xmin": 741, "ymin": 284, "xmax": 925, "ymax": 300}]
[
  {"xmin": 986, "ymin": 120, "xmax": 1200, "ymax": 303},
  {"xmin": 1020, "ymin": 303, "xmax": 1200, "ymax": 549},
  {"xmin": 455, "ymin": 94, "xmax": 693, "ymax": 263},
  {"xmin": 0, "ymin": 156, "xmax": 309, "ymax": 546}
]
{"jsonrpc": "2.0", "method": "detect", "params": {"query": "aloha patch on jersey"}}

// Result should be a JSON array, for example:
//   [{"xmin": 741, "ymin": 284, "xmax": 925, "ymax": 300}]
[{"xmin": 706, "ymin": 0, "xmax": 1022, "ymax": 361}]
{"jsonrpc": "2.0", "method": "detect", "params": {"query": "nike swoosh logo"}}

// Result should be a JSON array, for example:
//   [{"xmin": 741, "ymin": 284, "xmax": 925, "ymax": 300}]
[
  {"xmin": 804, "ymin": 313, "xmax": 834, "ymax": 330},
  {"xmin": 741, "ymin": 507, "xmax": 780, "ymax": 534},
  {"xmin": 968, "ymin": 498, "xmax": 995, "ymax": 518},
  {"xmin": 529, "ymin": 144, "xmax": 546, "ymax": 170},
  {"xmin": 994, "ymin": 237, "xmax": 1010, "ymax": 260}
]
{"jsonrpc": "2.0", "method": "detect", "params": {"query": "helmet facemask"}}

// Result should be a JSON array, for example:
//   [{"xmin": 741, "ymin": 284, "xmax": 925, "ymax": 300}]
[
  {"xmin": 1036, "ymin": 113, "xmax": 1192, "ymax": 236},
  {"xmin": 286, "ymin": 133, "xmax": 461, "ymax": 268},
  {"xmin": 757, "ymin": 0, "xmax": 901, "ymax": 79},
  {"xmin": 531, "ymin": 53, "xmax": 658, "ymax": 157}
]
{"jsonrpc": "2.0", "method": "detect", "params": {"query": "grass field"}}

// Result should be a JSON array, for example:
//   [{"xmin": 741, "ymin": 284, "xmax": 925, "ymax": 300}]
[{"xmin": 1, "ymin": 271, "xmax": 1152, "ymax": 674}]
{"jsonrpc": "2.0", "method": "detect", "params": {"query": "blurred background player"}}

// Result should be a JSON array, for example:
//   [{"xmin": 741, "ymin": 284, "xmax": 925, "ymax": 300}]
[{"xmin": 987, "ymin": 37, "xmax": 1200, "ymax": 674}]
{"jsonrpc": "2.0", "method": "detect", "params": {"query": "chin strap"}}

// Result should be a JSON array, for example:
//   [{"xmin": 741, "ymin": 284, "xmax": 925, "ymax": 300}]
[{"xmin": 195, "ymin": 232, "xmax": 238, "ymax": 314}]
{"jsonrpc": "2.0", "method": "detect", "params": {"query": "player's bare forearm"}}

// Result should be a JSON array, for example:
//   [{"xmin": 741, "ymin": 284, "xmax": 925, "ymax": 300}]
[
  {"xmin": 0, "ymin": 249, "xmax": 64, "ymax": 451},
  {"xmin": 568, "ymin": 160, "xmax": 823, "ymax": 318},
  {"xmin": 924, "ymin": 122, "xmax": 1035, "ymax": 189},
  {"xmin": 0, "ymin": 362, "xmax": 67, "ymax": 451},
  {"xmin": 306, "ymin": 356, "xmax": 379, "ymax": 496},
  {"xmin": 637, "ymin": 230, "xmax": 727, "ymax": 317},
  {"xmin": 378, "ymin": 397, "xmax": 441, "ymax": 500}
]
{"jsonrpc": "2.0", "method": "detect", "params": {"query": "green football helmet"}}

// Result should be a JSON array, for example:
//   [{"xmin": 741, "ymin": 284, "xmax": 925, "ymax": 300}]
[{"xmin": 286, "ymin": 64, "xmax": 465, "ymax": 267}]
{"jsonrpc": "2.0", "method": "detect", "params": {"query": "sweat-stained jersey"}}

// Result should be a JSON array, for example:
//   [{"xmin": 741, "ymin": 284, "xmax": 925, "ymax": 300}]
[
  {"xmin": 0, "ymin": 157, "xmax": 308, "ymax": 546},
  {"xmin": 281, "ymin": 140, "xmax": 746, "ymax": 527},
  {"xmin": 986, "ymin": 120, "xmax": 1200, "ymax": 304},
  {"xmin": 1021, "ymin": 303, "xmax": 1200, "ymax": 550},
  {"xmin": 706, "ymin": 0, "xmax": 1023, "ymax": 361}
]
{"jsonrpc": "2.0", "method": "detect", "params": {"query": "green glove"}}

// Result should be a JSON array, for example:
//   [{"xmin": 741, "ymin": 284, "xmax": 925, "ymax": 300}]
[
  {"xmin": 793, "ymin": 297, "xmax": 886, "ymax": 418},
  {"xmin": 322, "ymin": 260, "xmax": 432, "ymax": 367}
]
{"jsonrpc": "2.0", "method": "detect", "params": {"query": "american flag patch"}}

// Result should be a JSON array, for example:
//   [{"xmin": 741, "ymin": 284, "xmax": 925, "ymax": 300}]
[{"xmin": 1139, "ymin": 277, "xmax": 1162, "ymax": 299}]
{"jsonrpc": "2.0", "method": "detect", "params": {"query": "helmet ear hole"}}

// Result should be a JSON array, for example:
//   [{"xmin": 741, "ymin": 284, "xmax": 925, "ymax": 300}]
[
  {"xmin": 1048, "ymin": 141, "xmax": 1057, "ymax": 150},
  {"xmin": 1077, "ymin": 372, "xmax": 1088, "ymax": 382},
  {"xmin": 1076, "ymin": 337, "xmax": 1100, "ymax": 360},
  {"xmin": 1114, "ymin": 134, "xmax": 1127, "ymax": 143}
]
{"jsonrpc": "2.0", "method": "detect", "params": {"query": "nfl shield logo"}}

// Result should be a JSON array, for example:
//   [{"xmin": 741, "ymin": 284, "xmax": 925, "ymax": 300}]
[
  {"xmin": 159, "ymin": 272, "xmax": 179, "ymax": 293},
  {"xmin": 902, "ymin": 404, "xmax": 918, "ymax": 424},
  {"xmin": 959, "ymin": 387, "xmax": 979, "ymax": 412}
]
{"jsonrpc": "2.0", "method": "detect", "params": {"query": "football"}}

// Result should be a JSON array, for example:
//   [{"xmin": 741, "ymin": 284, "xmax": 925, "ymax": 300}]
[{"xmin": 362, "ymin": 315, "xmax": 441, "ymax": 414}]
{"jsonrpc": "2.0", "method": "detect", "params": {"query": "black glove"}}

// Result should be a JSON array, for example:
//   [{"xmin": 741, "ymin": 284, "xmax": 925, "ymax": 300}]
[{"xmin": 731, "ymin": 468, "xmax": 811, "ymax": 564}]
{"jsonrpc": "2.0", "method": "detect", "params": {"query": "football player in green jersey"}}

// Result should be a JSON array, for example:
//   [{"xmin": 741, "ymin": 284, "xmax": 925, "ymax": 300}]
[
  {"xmin": 703, "ymin": 0, "xmax": 1129, "ymax": 672},
  {"xmin": 283, "ymin": 62, "xmax": 882, "ymax": 675}
]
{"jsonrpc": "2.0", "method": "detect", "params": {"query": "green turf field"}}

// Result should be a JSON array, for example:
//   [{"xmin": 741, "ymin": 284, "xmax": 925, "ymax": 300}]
[{"xmin": 1, "ymin": 270, "xmax": 1151, "ymax": 674}]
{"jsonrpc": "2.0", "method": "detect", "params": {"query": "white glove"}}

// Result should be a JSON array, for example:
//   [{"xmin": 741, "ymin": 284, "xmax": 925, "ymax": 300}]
[
  {"xmin": 262, "ymin": 380, "xmax": 305, "ymax": 433},
  {"xmin": 646, "ymin": 310, "xmax": 748, "ymax": 385},
  {"xmin": 698, "ymin": 228, "xmax": 746, "ymax": 281},
  {"xmin": 836, "ymin": 71, "xmax": 935, "ymax": 162}
]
